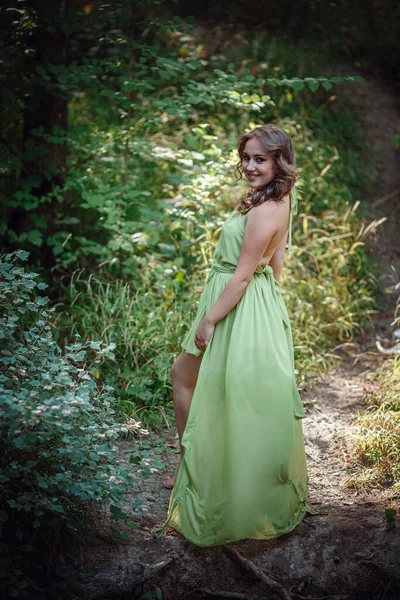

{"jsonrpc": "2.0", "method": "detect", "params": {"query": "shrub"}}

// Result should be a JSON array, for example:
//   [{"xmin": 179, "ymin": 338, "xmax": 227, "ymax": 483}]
[{"xmin": 0, "ymin": 250, "xmax": 150, "ymax": 597}]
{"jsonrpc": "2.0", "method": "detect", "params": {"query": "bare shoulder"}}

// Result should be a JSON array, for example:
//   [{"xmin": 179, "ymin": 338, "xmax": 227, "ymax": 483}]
[{"xmin": 246, "ymin": 197, "xmax": 289, "ymax": 223}]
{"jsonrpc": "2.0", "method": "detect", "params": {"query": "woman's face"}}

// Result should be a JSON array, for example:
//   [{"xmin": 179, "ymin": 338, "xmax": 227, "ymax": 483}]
[{"xmin": 242, "ymin": 137, "xmax": 275, "ymax": 189}]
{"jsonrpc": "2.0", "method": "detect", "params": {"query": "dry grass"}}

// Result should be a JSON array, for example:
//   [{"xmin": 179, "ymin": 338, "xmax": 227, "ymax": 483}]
[{"xmin": 345, "ymin": 354, "xmax": 400, "ymax": 494}]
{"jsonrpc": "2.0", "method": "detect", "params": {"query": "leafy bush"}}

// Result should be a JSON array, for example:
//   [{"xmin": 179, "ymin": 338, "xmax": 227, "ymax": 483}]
[{"xmin": 0, "ymin": 250, "xmax": 150, "ymax": 597}]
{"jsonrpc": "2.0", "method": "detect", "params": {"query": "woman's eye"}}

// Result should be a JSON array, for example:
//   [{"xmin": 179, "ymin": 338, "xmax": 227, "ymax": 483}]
[{"xmin": 243, "ymin": 157, "xmax": 264, "ymax": 163}]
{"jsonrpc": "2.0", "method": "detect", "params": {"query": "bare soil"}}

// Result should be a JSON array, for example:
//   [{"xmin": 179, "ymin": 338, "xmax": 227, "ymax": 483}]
[{"xmin": 60, "ymin": 73, "xmax": 400, "ymax": 600}]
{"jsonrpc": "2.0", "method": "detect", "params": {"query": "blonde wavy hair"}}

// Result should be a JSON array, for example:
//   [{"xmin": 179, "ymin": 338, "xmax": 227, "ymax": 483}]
[{"xmin": 234, "ymin": 124, "xmax": 298, "ymax": 214}]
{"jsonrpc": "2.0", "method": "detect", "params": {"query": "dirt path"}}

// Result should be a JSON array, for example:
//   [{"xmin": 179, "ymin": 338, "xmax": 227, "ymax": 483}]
[
  {"xmin": 72, "ymin": 354, "xmax": 400, "ymax": 600},
  {"xmin": 66, "ymin": 74, "xmax": 400, "ymax": 600},
  {"xmin": 71, "ymin": 351, "xmax": 399, "ymax": 600}
]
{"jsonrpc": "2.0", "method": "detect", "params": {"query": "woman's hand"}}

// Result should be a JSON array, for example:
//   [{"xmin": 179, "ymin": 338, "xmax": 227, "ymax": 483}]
[{"xmin": 195, "ymin": 316, "xmax": 215, "ymax": 352}]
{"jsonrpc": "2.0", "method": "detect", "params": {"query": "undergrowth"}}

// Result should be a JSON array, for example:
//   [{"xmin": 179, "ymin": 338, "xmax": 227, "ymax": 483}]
[
  {"xmin": 347, "ymin": 282, "xmax": 400, "ymax": 498},
  {"xmin": 346, "ymin": 355, "xmax": 400, "ymax": 495},
  {"xmin": 346, "ymin": 270, "xmax": 400, "ymax": 495},
  {"xmin": 0, "ymin": 251, "xmax": 161, "ymax": 598}
]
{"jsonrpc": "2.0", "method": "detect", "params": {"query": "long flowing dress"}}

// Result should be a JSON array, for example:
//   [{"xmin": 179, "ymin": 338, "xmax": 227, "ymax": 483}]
[{"xmin": 156, "ymin": 191, "xmax": 319, "ymax": 547}]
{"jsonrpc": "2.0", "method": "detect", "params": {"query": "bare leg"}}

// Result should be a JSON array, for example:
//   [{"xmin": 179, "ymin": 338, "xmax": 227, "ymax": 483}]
[{"xmin": 163, "ymin": 350, "xmax": 202, "ymax": 489}]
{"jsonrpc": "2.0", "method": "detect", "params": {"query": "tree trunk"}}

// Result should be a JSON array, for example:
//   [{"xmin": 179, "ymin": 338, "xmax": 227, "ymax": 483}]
[{"xmin": 17, "ymin": 0, "xmax": 69, "ymax": 268}]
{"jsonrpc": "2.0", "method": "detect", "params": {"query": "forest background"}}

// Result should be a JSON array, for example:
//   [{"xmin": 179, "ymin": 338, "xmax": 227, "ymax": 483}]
[{"xmin": 1, "ymin": 0, "xmax": 400, "ymax": 598}]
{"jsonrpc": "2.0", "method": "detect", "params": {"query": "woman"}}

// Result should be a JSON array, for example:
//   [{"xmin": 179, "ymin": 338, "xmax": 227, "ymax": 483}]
[{"xmin": 157, "ymin": 124, "xmax": 319, "ymax": 547}]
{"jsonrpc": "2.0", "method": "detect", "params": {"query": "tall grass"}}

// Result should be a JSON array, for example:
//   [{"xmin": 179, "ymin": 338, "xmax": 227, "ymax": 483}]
[
  {"xmin": 57, "ymin": 195, "xmax": 381, "ymax": 425},
  {"xmin": 58, "ymin": 269, "xmax": 205, "ymax": 429},
  {"xmin": 284, "ymin": 199, "xmax": 382, "ymax": 388}
]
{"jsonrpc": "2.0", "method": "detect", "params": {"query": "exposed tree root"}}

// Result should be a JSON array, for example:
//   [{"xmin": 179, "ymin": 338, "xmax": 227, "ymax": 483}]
[
  {"xmin": 79, "ymin": 557, "xmax": 175, "ymax": 599},
  {"xmin": 289, "ymin": 595, "xmax": 351, "ymax": 600},
  {"xmin": 186, "ymin": 588, "xmax": 264, "ymax": 599},
  {"xmin": 222, "ymin": 545, "xmax": 292, "ymax": 600}
]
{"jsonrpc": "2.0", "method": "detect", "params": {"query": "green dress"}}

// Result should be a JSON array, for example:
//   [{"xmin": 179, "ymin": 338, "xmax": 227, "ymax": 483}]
[{"xmin": 156, "ymin": 190, "xmax": 319, "ymax": 546}]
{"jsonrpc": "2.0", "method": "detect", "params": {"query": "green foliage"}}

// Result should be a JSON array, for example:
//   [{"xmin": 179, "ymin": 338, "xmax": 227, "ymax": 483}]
[
  {"xmin": 55, "ymin": 100, "xmax": 380, "ymax": 414},
  {"xmin": 0, "ymin": 3, "xmax": 381, "ymax": 420},
  {"xmin": 172, "ymin": 0, "xmax": 400, "ymax": 82},
  {"xmin": 0, "ymin": 251, "xmax": 155, "ymax": 596},
  {"xmin": 0, "ymin": 1, "xmax": 362, "ymax": 273},
  {"xmin": 284, "ymin": 200, "xmax": 380, "ymax": 387},
  {"xmin": 57, "ymin": 270, "xmax": 204, "ymax": 426},
  {"xmin": 0, "ymin": 0, "xmax": 395, "ymax": 593},
  {"xmin": 57, "ymin": 190, "xmax": 380, "ymax": 419}
]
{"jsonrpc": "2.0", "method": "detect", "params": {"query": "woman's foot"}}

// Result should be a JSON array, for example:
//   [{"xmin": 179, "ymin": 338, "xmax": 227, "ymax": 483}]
[{"xmin": 163, "ymin": 477, "xmax": 175, "ymax": 489}]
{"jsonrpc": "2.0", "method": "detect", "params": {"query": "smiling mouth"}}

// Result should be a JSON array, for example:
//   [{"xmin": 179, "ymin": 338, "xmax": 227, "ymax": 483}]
[{"xmin": 247, "ymin": 175, "xmax": 259, "ymax": 179}]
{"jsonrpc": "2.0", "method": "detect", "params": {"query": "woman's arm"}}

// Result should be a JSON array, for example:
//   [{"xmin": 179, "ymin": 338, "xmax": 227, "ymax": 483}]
[{"xmin": 197, "ymin": 202, "xmax": 280, "ymax": 337}]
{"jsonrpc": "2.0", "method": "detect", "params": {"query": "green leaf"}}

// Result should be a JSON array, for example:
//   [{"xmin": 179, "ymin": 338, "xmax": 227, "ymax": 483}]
[
  {"xmin": 306, "ymin": 79, "xmax": 319, "ymax": 92},
  {"xmin": 124, "ymin": 519, "xmax": 139, "ymax": 529},
  {"xmin": 110, "ymin": 505, "xmax": 127, "ymax": 521},
  {"xmin": 291, "ymin": 79, "xmax": 305, "ymax": 91},
  {"xmin": 12, "ymin": 438, "xmax": 25, "ymax": 449},
  {"xmin": 15, "ymin": 251, "xmax": 29, "ymax": 261},
  {"xmin": 125, "ymin": 204, "xmax": 141, "ymax": 220}
]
